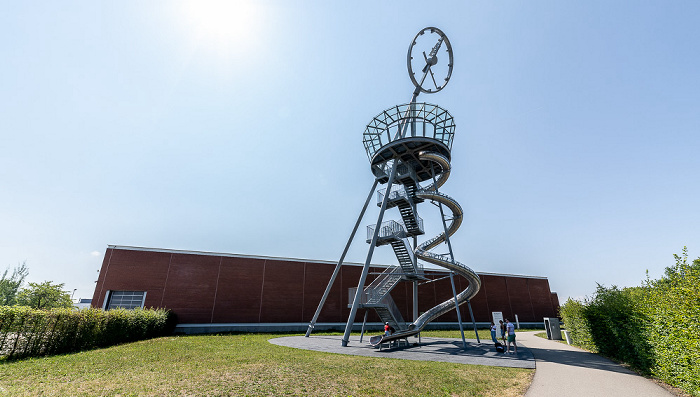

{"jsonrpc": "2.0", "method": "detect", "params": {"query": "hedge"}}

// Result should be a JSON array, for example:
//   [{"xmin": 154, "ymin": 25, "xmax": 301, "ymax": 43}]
[
  {"xmin": 560, "ymin": 248, "xmax": 700, "ymax": 396},
  {"xmin": 0, "ymin": 306, "xmax": 176, "ymax": 360}
]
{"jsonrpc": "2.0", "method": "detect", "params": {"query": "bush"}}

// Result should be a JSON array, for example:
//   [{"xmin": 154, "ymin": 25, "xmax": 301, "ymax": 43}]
[
  {"xmin": 560, "ymin": 248, "xmax": 700, "ymax": 396},
  {"xmin": 584, "ymin": 285, "xmax": 653, "ymax": 373},
  {"xmin": 0, "ymin": 306, "xmax": 175, "ymax": 360},
  {"xmin": 644, "ymin": 249, "xmax": 700, "ymax": 395},
  {"xmin": 559, "ymin": 298, "xmax": 595, "ymax": 351}
]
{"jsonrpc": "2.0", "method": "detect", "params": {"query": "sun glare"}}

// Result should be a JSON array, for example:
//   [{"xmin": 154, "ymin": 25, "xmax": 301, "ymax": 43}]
[{"xmin": 177, "ymin": 0, "xmax": 264, "ymax": 57}]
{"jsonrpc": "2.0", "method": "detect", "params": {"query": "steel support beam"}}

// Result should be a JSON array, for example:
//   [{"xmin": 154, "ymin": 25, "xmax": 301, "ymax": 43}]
[
  {"xmin": 448, "ymin": 271, "xmax": 467, "ymax": 348},
  {"xmin": 359, "ymin": 311, "xmax": 369, "ymax": 343},
  {"xmin": 413, "ymin": 235, "xmax": 419, "ymax": 323},
  {"xmin": 431, "ymin": 163, "xmax": 470, "ymax": 348},
  {"xmin": 342, "ymin": 160, "xmax": 400, "ymax": 346},
  {"xmin": 466, "ymin": 299, "xmax": 480, "ymax": 343},
  {"xmin": 306, "ymin": 179, "xmax": 379, "ymax": 337}
]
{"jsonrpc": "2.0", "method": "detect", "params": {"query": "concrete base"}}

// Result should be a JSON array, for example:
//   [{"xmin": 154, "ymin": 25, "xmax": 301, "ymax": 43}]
[{"xmin": 270, "ymin": 335, "xmax": 535, "ymax": 369}]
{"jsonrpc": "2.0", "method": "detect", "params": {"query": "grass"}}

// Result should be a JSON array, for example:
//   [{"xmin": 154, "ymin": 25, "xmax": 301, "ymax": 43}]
[
  {"xmin": 533, "ymin": 331, "xmax": 569, "ymax": 345},
  {"xmin": 0, "ymin": 332, "xmax": 534, "ymax": 396}
]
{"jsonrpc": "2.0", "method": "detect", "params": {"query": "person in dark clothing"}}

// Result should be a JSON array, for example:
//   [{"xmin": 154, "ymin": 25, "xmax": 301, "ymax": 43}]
[{"xmin": 499, "ymin": 320, "xmax": 506, "ymax": 344}]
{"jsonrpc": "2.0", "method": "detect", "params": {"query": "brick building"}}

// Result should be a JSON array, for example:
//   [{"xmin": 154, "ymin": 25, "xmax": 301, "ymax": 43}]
[{"xmin": 93, "ymin": 245, "xmax": 559, "ymax": 333}]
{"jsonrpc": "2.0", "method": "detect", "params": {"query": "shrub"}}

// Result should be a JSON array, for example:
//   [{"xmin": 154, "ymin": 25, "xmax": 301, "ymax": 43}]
[
  {"xmin": 644, "ymin": 249, "xmax": 700, "ymax": 395},
  {"xmin": 584, "ymin": 285, "xmax": 653, "ymax": 373},
  {"xmin": 561, "ymin": 248, "xmax": 700, "ymax": 396},
  {"xmin": 559, "ymin": 298, "xmax": 595, "ymax": 351},
  {"xmin": 0, "ymin": 306, "xmax": 175, "ymax": 360}
]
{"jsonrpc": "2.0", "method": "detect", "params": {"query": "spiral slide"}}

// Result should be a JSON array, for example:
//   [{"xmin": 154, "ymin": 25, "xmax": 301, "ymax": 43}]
[{"xmin": 369, "ymin": 151, "xmax": 481, "ymax": 347}]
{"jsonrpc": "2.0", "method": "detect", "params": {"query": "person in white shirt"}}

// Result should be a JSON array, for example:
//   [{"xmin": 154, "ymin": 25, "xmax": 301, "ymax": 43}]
[{"xmin": 505, "ymin": 318, "xmax": 517, "ymax": 354}]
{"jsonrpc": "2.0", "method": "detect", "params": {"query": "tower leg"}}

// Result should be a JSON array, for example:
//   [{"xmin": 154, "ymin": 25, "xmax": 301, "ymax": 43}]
[
  {"xmin": 306, "ymin": 179, "xmax": 379, "ymax": 337},
  {"xmin": 412, "ymin": 280, "xmax": 419, "ymax": 322},
  {"xmin": 359, "ymin": 310, "xmax": 369, "ymax": 343},
  {"xmin": 412, "ymin": 235, "xmax": 419, "ymax": 338},
  {"xmin": 466, "ymin": 299, "xmax": 480, "ymax": 343},
  {"xmin": 448, "ymin": 271, "xmax": 467, "ymax": 348},
  {"xmin": 432, "ymin": 163, "xmax": 468, "ymax": 348},
  {"xmin": 342, "ymin": 160, "xmax": 400, "ymax": 346}
]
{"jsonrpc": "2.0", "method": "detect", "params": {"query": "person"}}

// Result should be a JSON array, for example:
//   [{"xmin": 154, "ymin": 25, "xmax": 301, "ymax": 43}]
[
  {"xmin": 499, "ymin": 320, "xmax": 506, "ymax": 345},
  {"xmin": 384, "ymin": 322, "xmax": 391, "ymax": 337},
  {"xmin": 490, "ymin": 321, "xmax": 498, "ymax": 344},
  {"xmin": 505, "ymin": 318, "xmax": 517, "ymax": 354}
]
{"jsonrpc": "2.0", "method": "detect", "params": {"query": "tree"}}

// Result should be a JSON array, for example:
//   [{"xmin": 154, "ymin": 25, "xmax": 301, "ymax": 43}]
[
  {"xmin": 16, "ymin": 281, "xmax": 73, "ymax": 309},
  {"xmin": 0, "ymin": 262, "xmax": 29, "ymax": 306}
]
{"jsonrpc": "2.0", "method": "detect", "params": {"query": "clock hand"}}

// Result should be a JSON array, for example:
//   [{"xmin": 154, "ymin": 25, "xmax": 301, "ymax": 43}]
[
  {"xmin": 422, "ymin": 51, "xmax": 439, "ymax": 89},
  {"xmin": 422, "ymin": 53, "xmax": 437, "ymax": 73},
  {"xmin": 422, "ymin": 37, "xmax": 443, "ymax": 72},
  {"xmin": 429, "ymin": 68, "xmax": 438, "ymax": 89}
]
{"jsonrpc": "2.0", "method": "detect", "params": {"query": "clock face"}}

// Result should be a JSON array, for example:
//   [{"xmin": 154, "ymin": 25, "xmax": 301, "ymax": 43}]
[{"xmin": 407, "ymin": 27, "xmax": 453, "ymax": 94}]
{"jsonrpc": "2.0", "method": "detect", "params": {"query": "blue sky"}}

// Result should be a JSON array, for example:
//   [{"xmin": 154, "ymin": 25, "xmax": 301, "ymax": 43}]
[{"xmin": 1, "ymin": 1, "xmax": 698, "ymax": 304}]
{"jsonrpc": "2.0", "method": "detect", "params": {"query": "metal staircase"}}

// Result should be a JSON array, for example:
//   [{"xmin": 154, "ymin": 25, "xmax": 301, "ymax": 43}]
[
  {"xmin": 361, "ymin": 182, "xmax": 425, "ymax": 331},
  {"xmin": 390, "ymin": 238, "xmax": 418, "ymax": 276},
  {"xmin": 366, "ymin": 221, "xmax": 421, "ymax": 279},
  {"xmin": 372, "ymin": 295, "xmax": 406, "ymax": 331},
  {"xmin": 348, "ymin": 267, "xmax": 407, "ymax": 331},
  {"xmin": 364, "ymin": 266, "xmax": 402, "ymax": 303},
  {"xmin": 378, "ymin": 186, "xmax": 424, "ymax": 237}
]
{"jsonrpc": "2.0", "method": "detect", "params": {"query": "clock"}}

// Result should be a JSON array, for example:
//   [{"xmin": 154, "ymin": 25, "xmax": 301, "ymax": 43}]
[{"xmin": 407, "ymin": 27, "xmax": 453, "ymax": 94}]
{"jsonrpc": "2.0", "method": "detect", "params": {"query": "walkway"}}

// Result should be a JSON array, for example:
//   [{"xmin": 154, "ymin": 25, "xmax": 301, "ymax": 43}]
[
  {"xmin": 270, "ymin": 334, "xmax": 535, "ymax": 368},
  {"xmin": 517, "ymin": 331, "xmax": 672, "ymax": 397},
  {"xmin": 270, "ymin": 332, "xmax": 674, "ymax": 396}
]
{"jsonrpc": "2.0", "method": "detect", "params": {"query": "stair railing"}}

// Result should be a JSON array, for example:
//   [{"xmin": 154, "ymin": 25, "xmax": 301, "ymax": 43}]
[
  {"xmin": 377, "ymin": 184, "xmax": 408, "ymax": 205},
  {"xmin": 380, "ymin": 294, "xmax": 408, "ymax": 330},
  {"xmin": 366, "ymin": 220, "xmax": 406, "ymax": 242},
  {"xmin": 364, "ymin": 266, "xmax": 402, "ymax": 304}
]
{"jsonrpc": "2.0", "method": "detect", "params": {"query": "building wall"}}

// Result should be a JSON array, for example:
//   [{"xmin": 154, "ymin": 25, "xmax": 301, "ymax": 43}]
[{"xmin": 93, "ymin": 246, "xmax": 559, "ymax": 324}]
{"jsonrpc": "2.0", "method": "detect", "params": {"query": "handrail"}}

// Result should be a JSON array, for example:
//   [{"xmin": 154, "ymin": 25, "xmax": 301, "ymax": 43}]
[
  {"xmin": 366, "ymin": 220, "xmax": 406, "ymax": 242},
  {"xmin": 381, "ymin": 294, "xmax": 407, "ymax": 330},
  {"xmin": 377, "ymin": 185, "xmax": 408, "ymax": 203},
  {"xmin": 364, "ymin": 266, "xmax": 402, "ymax": 304},
  {"xmin": 363, "ymin": 103, "xmax": 455, "ymax": 162}
]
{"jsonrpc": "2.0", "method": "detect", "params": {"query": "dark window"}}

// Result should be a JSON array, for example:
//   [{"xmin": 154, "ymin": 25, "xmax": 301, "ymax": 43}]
[{"xmin": 106, "ymin": 291, "xmax": 146, "ymax": 310}]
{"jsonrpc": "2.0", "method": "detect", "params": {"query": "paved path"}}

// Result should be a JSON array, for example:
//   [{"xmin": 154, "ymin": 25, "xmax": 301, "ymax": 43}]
[
  {"xmin": 271, "ymin": 332, "xmax": 674, "ymax": 396},
  {"xmin": 271, "ymin": 335, "xmax": 535, "ymax": 368},
  {"xmin": 517, "ymin": 331, "xmax": 672, "ymax": 397}
]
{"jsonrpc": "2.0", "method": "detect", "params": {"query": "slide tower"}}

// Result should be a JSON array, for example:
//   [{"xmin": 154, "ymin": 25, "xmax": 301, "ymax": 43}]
[{"xmin": 306, "ymin": 27, "xmax": 481, "ymax": 347}]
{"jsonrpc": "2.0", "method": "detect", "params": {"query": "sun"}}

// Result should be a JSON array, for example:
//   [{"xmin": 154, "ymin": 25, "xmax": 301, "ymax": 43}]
[{"xmin": 175, "ymin": 0, "xmax": 264, "ymax": 56}]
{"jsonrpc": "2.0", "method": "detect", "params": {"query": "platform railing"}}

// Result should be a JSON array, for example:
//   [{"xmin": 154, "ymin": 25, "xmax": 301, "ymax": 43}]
[
  {"xmin": 366, "ymin": 220, "xmax": 405, "ymax": 242},
  {"xmin": 363, "ymin": 102, "xmax": 455, "ymax": 162},
  {"xmin": 377, "ymin": 185, "xmax": 407, "ymax": 204}
]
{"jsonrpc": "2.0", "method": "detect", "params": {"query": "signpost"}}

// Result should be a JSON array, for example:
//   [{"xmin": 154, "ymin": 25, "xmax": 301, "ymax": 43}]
[{"xmin": 492, "ymin": 312, "xmax": 504, "ymax": 338}]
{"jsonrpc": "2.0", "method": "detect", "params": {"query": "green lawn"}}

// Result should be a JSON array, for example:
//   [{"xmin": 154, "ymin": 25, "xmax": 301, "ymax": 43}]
[{"xmin": 0, "ymin": 332, "xmax": 533, "ymax": 396}]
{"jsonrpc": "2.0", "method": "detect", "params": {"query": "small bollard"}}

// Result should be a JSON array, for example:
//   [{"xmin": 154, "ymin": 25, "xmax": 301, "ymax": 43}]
[{"xmin": 562, "ymin": 330, "xmax": 572, "ymax": 345}]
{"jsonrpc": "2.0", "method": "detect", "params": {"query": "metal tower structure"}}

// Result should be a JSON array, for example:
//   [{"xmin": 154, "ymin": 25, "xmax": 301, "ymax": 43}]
[{"xmin": 306, "ymin": 27, "xmax": 481, "ymax": 347}]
